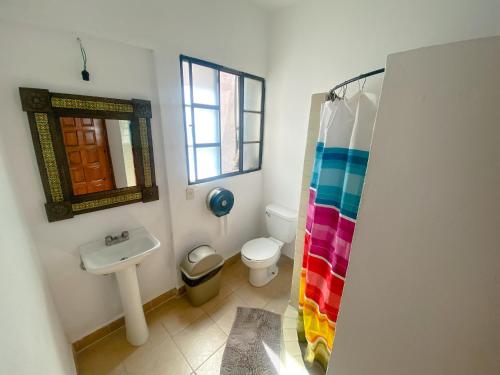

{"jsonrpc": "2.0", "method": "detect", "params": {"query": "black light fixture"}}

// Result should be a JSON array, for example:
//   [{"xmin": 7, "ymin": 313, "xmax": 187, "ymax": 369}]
[{"xmin": 77, "ymin": 37, "xmax": 90, "ymax": 81}]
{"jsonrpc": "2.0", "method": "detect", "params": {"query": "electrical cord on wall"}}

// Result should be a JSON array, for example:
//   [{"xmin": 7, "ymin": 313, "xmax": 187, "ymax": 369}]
[{"xmin": 77, "ymin": 37, "xmax": 90, "ymax": 81}]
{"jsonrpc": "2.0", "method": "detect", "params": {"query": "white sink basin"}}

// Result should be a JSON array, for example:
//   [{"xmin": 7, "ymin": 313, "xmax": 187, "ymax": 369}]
[
  {"xmin": 80, "ymin": 227, "xmax": 160, "ymax": 275},
  {"xmin": 79, "ymin": 227, "xmax": 160, "ymax": 346}
]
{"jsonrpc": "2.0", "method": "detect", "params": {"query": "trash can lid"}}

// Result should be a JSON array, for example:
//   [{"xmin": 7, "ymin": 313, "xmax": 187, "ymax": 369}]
[{"xmin": 180, "ymin": 245, "xmax": 224, "ymax": 278}]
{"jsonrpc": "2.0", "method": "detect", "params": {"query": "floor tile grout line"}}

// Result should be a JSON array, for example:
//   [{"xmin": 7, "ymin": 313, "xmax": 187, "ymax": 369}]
[
  {"xmin": 151, "ymin": 300, "xmax": 209, "ymax": 373},
  {"xmin": 200, "ymin": 292, "xmax": 241, "ymax": 336},
  {"xmin": 166, "ymin": 309, "xmax": 225, "ymax": 372},
  {"xmin": 193, "ymin": 340, "xmax": 227, "ymax": 373},
  {"xmin": 76, "ymin": 292, "xmax": 180, "ymax": 355},
  {"xmin": 123, "ymin": 316, "xmax": 187, "ymax": 375},
  {"xmin": 165, "ymin": 295, "xmax": 231, "ymax": 370},
  {"xmin": 168, "ymin": 322, "xmax": 196, "ymax": 373},
  {"xmin": 201, "ymin": 290, "xmax": 241, "ymax": 318},
  {"xmin": 121, "ymin": 362, "xmax": 130, "ymax": 375},
  {"xmin": 164, "ymin": 309, "xmax": 213, "ymax": 337},
  {"xmin": 77, "ymin": 260, "xmax": 295, "ymax": 374},
  {"xmin": 172, "ymin": 311, "xmax": 227, "ymax": 375}
]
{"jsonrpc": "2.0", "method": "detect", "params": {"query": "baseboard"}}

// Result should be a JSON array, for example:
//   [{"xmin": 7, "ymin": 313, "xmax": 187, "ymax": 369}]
[
  {"xmin": 72, "ymin": 287, "xmax": 179, "ymax": 353},
  {"xmin": 73, "ymin": 252, "xmax": 242, "ymax": 353},
  {"xmin": 224, "ymin": 251, "xmax": 241, "ymax": 267},
  {"xmin": 71, "ymin": 343, "xmax": 78, "ymax": 373},
  {"xmin": 177, "ymin": 285, "xmax": 186, "ymax": 296},
  {"xmin": 279, "ymin": 254, "xmax": 294, "ymax": 265}
]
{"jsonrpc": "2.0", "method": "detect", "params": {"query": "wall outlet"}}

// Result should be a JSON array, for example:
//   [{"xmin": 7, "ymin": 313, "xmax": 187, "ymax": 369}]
[{"xmin": 186, "ymin": 187, "xmax": 195, "ymax": 200}]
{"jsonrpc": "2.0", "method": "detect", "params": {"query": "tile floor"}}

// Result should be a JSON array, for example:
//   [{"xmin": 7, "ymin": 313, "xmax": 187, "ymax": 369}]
[
  {"xmin": 77, "ymin": 256, "xmax": 301, "ymax": 375},
  {"xmin": 281, "ymin": 306, "xmax": 325, "ymax": 375}
]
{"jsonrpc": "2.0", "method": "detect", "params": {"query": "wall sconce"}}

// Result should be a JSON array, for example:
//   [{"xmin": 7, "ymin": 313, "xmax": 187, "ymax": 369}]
[{"xmin": 77, "ymin": 37, "xmax": 90, "ymax": 81}]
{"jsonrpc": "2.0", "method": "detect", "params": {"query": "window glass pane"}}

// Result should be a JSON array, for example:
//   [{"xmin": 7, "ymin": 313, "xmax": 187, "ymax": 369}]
[
  {"xmin": 187, "ymin": 146, "xmax": 195, "ymax": 183},
  {"xmin": 244, "ymin": 78, "xmax": 262, "ymax": 111},
  {"xmin": 220, "ymin": 71, "xmax": 240, "ymax": 174},
  {"xmin": 181, "ymin": 57, "xmax": 265, "ymax": 183},
  {"xmin": 196, "ymin": 147, "xmax": 220, "ymax": 179},
  {"xmin": 194, "ymin": 108, "xmax": 219, "ymax": 144},
  {"xmin": 192, "ymin": 64, "xmax": 218, "ymax": 105},
  {"xmin": 243, "ymin": 143, "xmax": 260, "ymax": 170},
  {"xmin": 243, "ymin": 112, "xmax": 261, "ymax": 142},
  {"xmin": 182, "ymin": 61, "xmax": 191, "ymax": 105},
  {"xmin": 184, "ymin": 106, "xmax": 193, "ymax": 146}
]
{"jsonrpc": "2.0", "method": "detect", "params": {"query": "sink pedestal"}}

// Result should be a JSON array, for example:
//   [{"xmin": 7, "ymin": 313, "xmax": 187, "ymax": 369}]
[
  {"xmin": 115, "ymin": 266, "xmax": 148, "ymax": 346},
  {"xmin": 79, "ymin": 228, "xmax": 160, "ymax": 346}
]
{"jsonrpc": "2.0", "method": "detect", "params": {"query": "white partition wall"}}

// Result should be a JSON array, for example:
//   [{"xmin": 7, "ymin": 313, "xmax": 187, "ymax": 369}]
[
  {"xmin": 0, "ymin": 153, "xmax": 76, "ymax": 374},
  {"xmin": 290, "ymin": 93, "xmax": 325, "ymax": 307},
  {"xmin": 328, "ymin": 37, "xmax": 500, "ymax": 375}
]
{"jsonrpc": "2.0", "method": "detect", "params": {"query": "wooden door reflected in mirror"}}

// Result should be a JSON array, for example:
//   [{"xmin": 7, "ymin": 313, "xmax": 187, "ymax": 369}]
[{"xmin": 59, "ymin": 117, "xmax": 137, "ymax": 196}]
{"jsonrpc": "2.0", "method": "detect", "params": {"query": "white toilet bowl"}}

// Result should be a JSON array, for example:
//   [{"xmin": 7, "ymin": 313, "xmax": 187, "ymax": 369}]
[
  {"xmin": 241, "ymin": 203, "xmax": 297, "ymax": 287},
  {"xmin": 241, "ymin": 237, "xmax": 283, "ymax": 287}
]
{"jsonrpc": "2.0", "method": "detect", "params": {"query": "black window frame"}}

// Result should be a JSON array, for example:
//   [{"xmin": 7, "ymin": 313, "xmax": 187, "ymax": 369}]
[{"xmin": 179, "ymin": 55, "xmax": 265, "ymax": 185}]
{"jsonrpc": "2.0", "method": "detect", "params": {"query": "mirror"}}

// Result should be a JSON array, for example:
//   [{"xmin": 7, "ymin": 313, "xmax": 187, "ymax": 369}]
[
  {"xmin": 19, "ymin": 88, "xmax": 159, "ymax": 222},
  {"xmin": 59, "ymin": 117, "xmax": 137, "ymax": 196}
]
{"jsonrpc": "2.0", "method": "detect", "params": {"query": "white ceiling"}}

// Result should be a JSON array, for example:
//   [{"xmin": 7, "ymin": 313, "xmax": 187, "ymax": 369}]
[{"xmin": 248, "ymin": 0, "xmax": 299, "ymax": 11}]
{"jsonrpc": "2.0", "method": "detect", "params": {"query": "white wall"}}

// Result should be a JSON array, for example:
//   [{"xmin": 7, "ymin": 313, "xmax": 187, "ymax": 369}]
[
  {"xmin": 264, "ymin": 0, "xmax": 500, "ymax": 215},
  {"xmin": 0, "ymin": 1, "xmax": 269, "ymax": 272},
  {"xmin": 0, "ymin": 0, "xmax": 269, "ymax": 264},
  {"xmin": 155, "ymin": 71, "xmax": 266, "ymax": 271},
  {"xmin": 0, "ymin": 0, "xmax": 269, "ymax": 341},
  {"xmin": 328, "ymin": 37, "xmax": 500, "ymax": 375},
  {"xmin": 152, "ymin": 4, "xmax": 269, "ymax": 269},
  {"xmin": 0, "ymin": 20, "xmax": 175, "ymax": 342},
  {"xmin": 0, "ymin": 144, "xmax": 76, "ymax": 373}
]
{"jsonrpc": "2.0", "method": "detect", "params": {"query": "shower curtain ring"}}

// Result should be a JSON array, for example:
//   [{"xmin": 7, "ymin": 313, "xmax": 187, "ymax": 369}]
[{"xmin": 327, "ymin": 89, "xmax": 335, "ymax": 101}]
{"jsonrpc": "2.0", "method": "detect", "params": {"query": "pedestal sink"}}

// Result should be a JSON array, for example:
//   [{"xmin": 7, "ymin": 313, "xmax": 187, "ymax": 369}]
[{"xmin": 79, "ymin": 227, "xmax": 160, "ymax": 346}]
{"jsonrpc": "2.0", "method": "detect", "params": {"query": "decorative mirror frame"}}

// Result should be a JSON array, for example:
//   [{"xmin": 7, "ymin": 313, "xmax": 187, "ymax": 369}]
[{"xmin": 19, "ymin": 88, "xmax": 159, "ymax": 222}]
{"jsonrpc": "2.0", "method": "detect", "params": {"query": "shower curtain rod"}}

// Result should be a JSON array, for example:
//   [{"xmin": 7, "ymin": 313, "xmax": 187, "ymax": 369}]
[{"xmin": 328, "ymin": 68, "xmax": 385, "ymax": 100}]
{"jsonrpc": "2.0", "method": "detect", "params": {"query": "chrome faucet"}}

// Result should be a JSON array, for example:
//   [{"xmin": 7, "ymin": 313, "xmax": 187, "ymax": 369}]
[{"xmin": 105, "ymin": 231, "xmax": 130, "ymax": 246}]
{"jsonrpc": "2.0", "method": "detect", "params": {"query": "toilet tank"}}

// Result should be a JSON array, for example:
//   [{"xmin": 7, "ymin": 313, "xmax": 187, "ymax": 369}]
[{"xmin": 265, "ymin": 204, "xmax": 297, "ymax": 243}]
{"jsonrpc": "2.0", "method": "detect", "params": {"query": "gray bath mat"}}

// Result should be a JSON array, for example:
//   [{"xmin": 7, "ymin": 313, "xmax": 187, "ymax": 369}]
[{"xmin": 221, "ymin": 307, "xmax": 281, "ymax": 375}]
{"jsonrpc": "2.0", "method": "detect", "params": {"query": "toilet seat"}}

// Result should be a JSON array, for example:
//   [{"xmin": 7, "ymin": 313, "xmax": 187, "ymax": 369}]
[
  {"xmin": 241, "ymin": 237, "xmax": 281, "ymax": 262},
  {"xmin": 241, "ymin": 237, "xmax": 283, "ymax": 286}
]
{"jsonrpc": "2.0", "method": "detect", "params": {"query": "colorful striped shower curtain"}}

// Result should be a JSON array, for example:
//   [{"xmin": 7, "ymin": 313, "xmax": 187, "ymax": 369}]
[{"xmin": 298, "ymin": 91, "xmax": 378, "ymax": 368}]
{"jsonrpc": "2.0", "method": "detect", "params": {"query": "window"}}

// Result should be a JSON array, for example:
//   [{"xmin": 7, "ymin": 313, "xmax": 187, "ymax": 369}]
[{"xmin": 180, "ymin": 55, "xmax": 265, "ymax": 184}]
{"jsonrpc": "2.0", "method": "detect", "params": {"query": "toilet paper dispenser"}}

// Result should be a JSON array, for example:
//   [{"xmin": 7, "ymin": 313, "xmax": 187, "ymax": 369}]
[{"xmin": 206, "ymin": 187, "xmax": 234, "ymax": 217}]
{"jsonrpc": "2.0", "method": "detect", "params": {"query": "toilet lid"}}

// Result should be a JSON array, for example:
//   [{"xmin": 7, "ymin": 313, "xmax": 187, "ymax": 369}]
[{"xmin": 241, "ymin": 238, "xmax": 280, "ymax": 261}]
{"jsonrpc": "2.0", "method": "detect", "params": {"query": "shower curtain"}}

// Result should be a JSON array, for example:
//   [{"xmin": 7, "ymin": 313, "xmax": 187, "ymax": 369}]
[{"xmin": 298, "ymin": 90, "xmax": 378, "ymax": 368}]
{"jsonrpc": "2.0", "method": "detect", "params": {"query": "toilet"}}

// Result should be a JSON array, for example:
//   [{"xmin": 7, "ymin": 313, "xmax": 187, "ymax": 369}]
[{"xmin": 241, "ymin": 203, "xmax": 297, "ymax": 287}]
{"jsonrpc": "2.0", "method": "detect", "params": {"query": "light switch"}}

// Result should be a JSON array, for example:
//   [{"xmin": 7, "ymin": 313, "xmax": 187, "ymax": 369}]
[{"xmin": 186, "ymin": 187, "xmax": 195, "ymax": 200}]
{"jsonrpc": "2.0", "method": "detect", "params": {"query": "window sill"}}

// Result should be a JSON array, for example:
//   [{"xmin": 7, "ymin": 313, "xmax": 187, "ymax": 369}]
[{"xmin": 187, "ymin": 167, "xmax": 261, "ymax": 185}]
